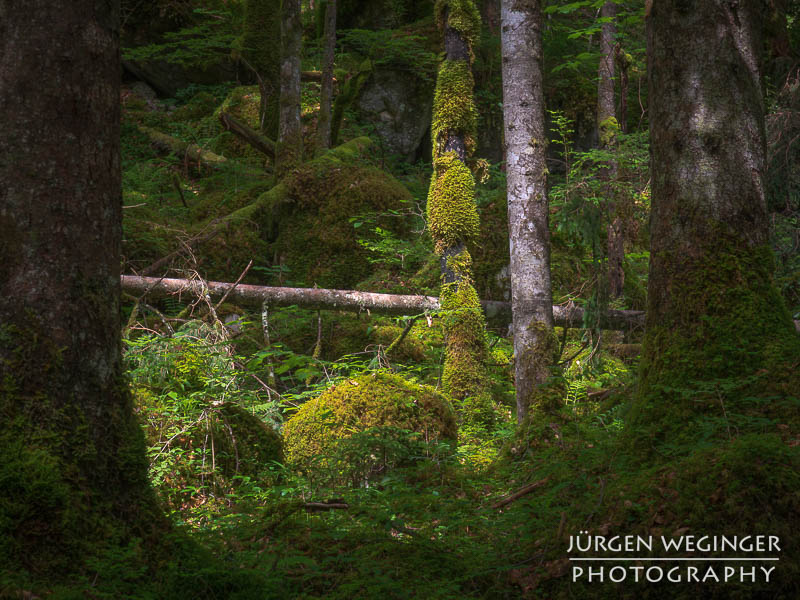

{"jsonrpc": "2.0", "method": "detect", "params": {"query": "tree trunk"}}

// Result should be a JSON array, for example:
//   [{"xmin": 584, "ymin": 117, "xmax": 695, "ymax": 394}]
[
  {"xmin": 0, "ymin": 0, "xmax": 162, "ymax": 578},
  {"xmin": 501, "ymin": 0, "xmax": 555, "ymax": 423},
  {"xmin": 633, "ymin": 0, "xmax": 800, "ymax": 445},
  {"xmin": 120, "ymin": 275, "xmax": 649, "ymax": 330},
  {"xmin": 597, "ymin": 1, "xmax": 625, "ymax": 300},
  {"xmin": 279, "ymin": 0, "xmax": 303, "ymax": 171},
  {"xmin": 316, "ymin": 0, "xmax": 337, "ymax": 152},
  {"xmin": 429, "ymin": 2, "xmax": 492, "ymax": 418},
  {"xmin": 243, "ymin": 0, "xmax": 281, "ymax": 138}
]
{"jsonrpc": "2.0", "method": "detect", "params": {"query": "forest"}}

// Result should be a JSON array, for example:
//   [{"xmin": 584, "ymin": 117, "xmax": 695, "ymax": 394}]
[{"xmin": 1, "ymin": 0, "xmax": 799, "ymax": 598}]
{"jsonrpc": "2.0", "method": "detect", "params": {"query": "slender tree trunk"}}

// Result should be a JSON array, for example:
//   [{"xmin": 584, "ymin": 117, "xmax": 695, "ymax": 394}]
[
  {"xmin": 597, "ymin": 1, "xmax": 624, "ymax": 300},
  {"xmin": 279, "ymin": 0, "xmax": 303, "ymax": 171},
  {"xmin": 633, "ymin": 0, "xmax": 800, "ymax": 445},
  {"xmin": 428, "ymin": 2, "xmax": 493, "ymax": 418},
  {"xmin": 501, "ymin": 0, "xmax": 555, "ymax": 423},
  {"xmin": 316, "ymin": 0, "xmax": 337, "ymax": 152},
  {"xmin": 0, "ymin": 0, "xmax": 162, "ymax": 577}
]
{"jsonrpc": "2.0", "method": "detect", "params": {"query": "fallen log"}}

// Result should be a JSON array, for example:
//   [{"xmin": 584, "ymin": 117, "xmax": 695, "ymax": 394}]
[
  {"xmin": 120, "ymin": 275, "xmax": 647, "ymax": 331},
  {"xmin": 138, "ymin": 125, "xmax": 228, "ymax": 169},
  {"xmin": 219, "ymin": 111, "xmax": 276, "ymax": 159}
]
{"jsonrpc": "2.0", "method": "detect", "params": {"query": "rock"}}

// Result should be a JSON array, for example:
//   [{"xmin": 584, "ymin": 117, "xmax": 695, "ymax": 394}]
[{"xmin": 356, "ymin": 69, "xmax": 433, "ymax": 162}]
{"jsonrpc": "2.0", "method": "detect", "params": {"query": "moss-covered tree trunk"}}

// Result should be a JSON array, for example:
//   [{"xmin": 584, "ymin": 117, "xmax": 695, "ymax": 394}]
[
  {"xmin": 632, "ymin": 0, "xmax": 800, "ymax": 447},
  {"xmin": 243, "ymin": 0, "xmax": 281, "ymax": 139},
  {"xmin": 316, "ymin": 0, "xmax": 337, "ymax": 152},
  {"xmin": 279, "ymin": 0, "xmax": 304, "ymax": 171},
  {"xmin": 500, "ymin": 0, "xmax": 555, "ymax": 422},
  {"xmin": 428, "ymin": 1, "xmax": 492, "ymax": 419},
  {"xmin": 0, "ymin": 0, "xmax": 163, "ymax": 580}
]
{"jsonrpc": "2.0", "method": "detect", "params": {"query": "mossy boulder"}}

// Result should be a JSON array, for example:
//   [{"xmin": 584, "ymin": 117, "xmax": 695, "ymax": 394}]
[
  {"xmin": 267, "ymin": 156, "xmax": 413, "ymax": 288},
  {"xmin": 282, "ymin": 372, "xmax": 457, "ymax": 472}
]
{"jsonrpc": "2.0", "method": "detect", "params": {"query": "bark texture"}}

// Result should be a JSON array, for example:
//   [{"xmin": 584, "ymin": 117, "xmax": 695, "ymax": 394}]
[
  {"xmin": 279, "ymin": 0, "xmax": 304, "ymax": 170},
  {"xmin": 121, "ymin": 275, "xmax": 647, "ymax": 330},
  {"xmin": 316, "ymin": 0, "xmax": 337, "ymax": 152},
  {"xmin": 0, "ymin": 0, "xmax": 162, "ymax": 576},
  {"xmin": 633, "ymin": 0, "xmax": 800, "ymax": 445},
  {"xmin": 501, "ymin": 0, "xmax": 555, "ymax": 422}
]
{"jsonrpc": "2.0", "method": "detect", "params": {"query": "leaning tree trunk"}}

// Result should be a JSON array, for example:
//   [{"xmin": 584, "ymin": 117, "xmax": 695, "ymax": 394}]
[
  {"xmin": 316, "ymin": 0, "xmax": 337, "ymax": 152},
  {"xmin": 428, "ymin": 1, "xmax": 493, "ymax": 420},
  {"xmin": 597, "ymin": 1, "xmax": 624, "ymax": 299},
  {"xmin": 501, "ymin": 0, "xmax": 556, "ymax": 422},
  {"xmin": 279, "ymin": 0, "xmax": 303, "ymax": 172},
  {"xmin": 0, "ymin": 0, "xmax": 163, "ymax": 579},
  {"xmin": 633, "ymin": 0, "xmax": 800, "ymax": 446},
  {"xmin": 243, "ymin": 0, "xmax": 281, "ymax": 139}
]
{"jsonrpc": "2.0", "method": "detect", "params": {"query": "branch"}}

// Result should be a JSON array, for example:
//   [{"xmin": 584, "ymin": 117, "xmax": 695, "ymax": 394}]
[
  {"xmin": 492, "ymin": 478, "xmax": 550, "ymax": 510},
  {"xmin": 219, "ymin": 111, "xmax": 276, "ymax": 159}
]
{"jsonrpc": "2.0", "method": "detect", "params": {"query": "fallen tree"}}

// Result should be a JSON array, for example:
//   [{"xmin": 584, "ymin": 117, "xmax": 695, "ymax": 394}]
[{"xmin": 121, "ymin": 275, "xmax": 647, "ymax": 331}]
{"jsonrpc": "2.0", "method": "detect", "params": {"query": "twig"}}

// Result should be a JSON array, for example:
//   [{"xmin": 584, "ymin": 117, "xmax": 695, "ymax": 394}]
[
  {"xmin": 492, "ymin": 478, "xmax": 549, "ymax": 509},
  {"xmin": 214, "ymin": 259, "xmax": 253, "ymax": 311},
  {"xmin": 302, "ymin": 501, "xmax": 349, "ymax": 511}
]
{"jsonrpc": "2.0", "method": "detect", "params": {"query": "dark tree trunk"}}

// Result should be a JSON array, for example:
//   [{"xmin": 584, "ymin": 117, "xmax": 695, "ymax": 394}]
[
  {"xmin": 633, "ymin": 0, "xmax": 800, "ymax": 445},
  {"xmin": 0, "ymin": 0, "xmax": 162, "ymax": 578},
  {"xmin": 243, "ymin": 0, "xmax": 281, "ymax": 138},
  {"xmin": 279, "ymin": 0, "xmax": 303, "ymax": 171},
  {"xmin": 316, "ymin": 0, "xmax": 337, "ymax": 152},
  {"xmin": 501, "ymin": 0, "xmax": 555, "ymax": 422}
]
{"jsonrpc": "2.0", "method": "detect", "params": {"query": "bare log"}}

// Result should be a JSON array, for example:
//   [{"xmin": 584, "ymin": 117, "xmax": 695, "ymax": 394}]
[
  {"xmin": 219, "ymin": 111, "xmax": 276, "ymax": 159},
  {"xmin": 121, "ymin": 275, "xmax": 647, "ymax": 331}
]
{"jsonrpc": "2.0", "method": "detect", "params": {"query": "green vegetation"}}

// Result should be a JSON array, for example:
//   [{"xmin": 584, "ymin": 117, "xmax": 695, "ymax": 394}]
[{"xmin": 3, "ymin": 1, "xmax": 798, "ymax": 598}]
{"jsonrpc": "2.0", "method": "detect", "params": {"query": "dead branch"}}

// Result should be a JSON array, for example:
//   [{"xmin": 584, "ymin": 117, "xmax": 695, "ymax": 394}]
[
  {"xmin": 492, "ymin": 478, "xmax": 550, "ymax": 510},
  {"xmin": 219, "ymin": 111, "xmax": 277, "ymax": 159}
]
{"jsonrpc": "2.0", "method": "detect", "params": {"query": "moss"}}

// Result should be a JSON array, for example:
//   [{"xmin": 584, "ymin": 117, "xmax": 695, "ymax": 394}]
[
  {"xmin": 0, "ymin": 320, "xmax": 163, "ymax": 580},
  {"xmin": 266, "ymin": 156, "xmax": 412, "ymax": 288},
  {"xmin": 434, "ymin": 0, "xmax": 481, "ymax": 52},
  {"xmin": 431, "ymin": 60, "xmax": 478, "ymax": 157},
  {"xmin": 282, "ymin": 372, "xmax": 457, "ymax": 471},
  {"xmin": 438, "ymin": 252, "xmax": 492, "ymax": 408},
  {"xmin": 630, "ymin": 237, "xmax": 800, "ymax": 452},
  {"xmin": 599, "ymin": 115, "xmax": 620, "ymax": 147},
  {"xmin": 427, "ymin": 152, "xmax": 480, "ymax": 253}
]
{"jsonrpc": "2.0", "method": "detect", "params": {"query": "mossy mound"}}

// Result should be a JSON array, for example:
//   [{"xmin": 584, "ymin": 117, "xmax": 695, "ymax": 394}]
[
  {"xmin": 282, "ymin": 372, "xmax": 457, "ymax": 472},
  {"xmin": 266, "ymin": 157, "xmax": 413, "ymax": 288}
]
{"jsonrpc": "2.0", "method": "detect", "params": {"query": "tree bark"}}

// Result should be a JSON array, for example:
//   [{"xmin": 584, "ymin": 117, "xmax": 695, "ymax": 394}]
[
  {"xmin": 0, "ymin": 0, "xmax": 162, "ymax": 577},
  {"xmin": 279, "ymin": 0, "xmax": 303, "ymax": 171},
  {"xmin": 316, "ymin": 0, "xmax": 337, "ymax": 152},
  {"xmin": 120, "ymin": 275, "xmax": 649, "ymax": 331},
  {"xmin": 501, "ymin": 0, "xmax": 555, "ymax": 423},
  {"xmin": 634, "ymin": 0, "xmax": 800, "ymax": 444}
]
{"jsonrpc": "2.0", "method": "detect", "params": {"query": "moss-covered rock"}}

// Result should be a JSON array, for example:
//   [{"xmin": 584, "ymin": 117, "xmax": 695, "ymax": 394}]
[
  {"xmin": 267, "ymin": 154, "xmax": 413, "ymax": 288},
  {"xmin": 282, "ymin": 372, "xmax": 457, "ymax": 471}
]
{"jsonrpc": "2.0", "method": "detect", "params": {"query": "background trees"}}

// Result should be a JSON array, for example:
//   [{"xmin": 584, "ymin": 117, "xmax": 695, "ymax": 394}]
[{"xmin": 0, "ymin": 0, "xmax": 162, "ymax": 581}]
